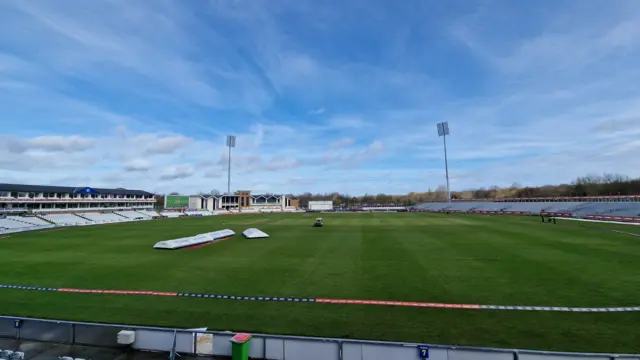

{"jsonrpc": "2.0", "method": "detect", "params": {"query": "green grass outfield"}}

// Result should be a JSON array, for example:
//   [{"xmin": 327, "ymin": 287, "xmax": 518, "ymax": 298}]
[{"xmin": 1, "ymin": 212, "xmax": 639, "ymax": 353}]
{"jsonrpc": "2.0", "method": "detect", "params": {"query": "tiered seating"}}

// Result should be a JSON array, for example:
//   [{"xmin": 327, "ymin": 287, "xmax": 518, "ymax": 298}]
[
  {"xmin": 259, "ymin": 208, "xmax": 283, "ymax": 213},
  {"xmin": 446, "ymin": 202, "xmax": 478, "ymax": 211},
  {"xmin": 0, "ymin": 218, "xmax": 29, "ymax": 230},
  {"xmin": 592, "ymin": 203, "xmax": 640, "ymax": 217},
  {"xmin": 137, "ymin": 210, "xmax": 159, "ymax": 218},
  {"xmin": 413, "ymin": 203, "xmax": 446, "ymax": 211},
  {"xmin": 9, "ymin": 216, "xmax": 51, "ymax": 226},
  {"xmin": 470, "ymin": 202, "xmax": 508, "ymax": 211},
  {"xmin": 362, "ymin": 206, "xmax": 407, "ymax": 211},
  {"xmin": 78, "ymin": 212, "xmax": 128, "ymax": 223},
  {"xmin": 115, "ymin": 211, "xmax": 148, "ymax": 220},
  {"xmin": 185, "ymin": 210, "xmax": 215, "ymax": 216},
  {"xmin": 499, "ymin": 202, "xmax": 549, "ymax": 214},
  {"xmin": 570, "ymin": 203, "xmax": 617, "ymax": 217},
  {"xmin": 541, "ymin": 202, "xmax": 584, "ymax": 213},
  {"xmin": 41, "ymin": 213, "xmax": 92, "ymax": 226},
  {"xmin": 0, "ymin": 349, "xmax": 24, "ymax": 360},
  {"xmin": 603, "ymin": 208, "xmax": 640, "ymax": 217},
  {"xmin": 414, "ymin": 200, "xmax": 640, "ymax": 219},
  {"xmin": 160, "ymin": 211, "xmax": 182, "ymax": 218}
]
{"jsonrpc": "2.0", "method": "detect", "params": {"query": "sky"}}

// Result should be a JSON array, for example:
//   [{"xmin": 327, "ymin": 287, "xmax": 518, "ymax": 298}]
[{"xmin": 1, "ymin": 0, "xmax": 639, "ymax": 196}]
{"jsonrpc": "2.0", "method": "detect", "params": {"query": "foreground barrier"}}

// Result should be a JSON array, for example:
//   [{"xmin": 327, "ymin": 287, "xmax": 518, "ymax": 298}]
[
  {"xmin": 583, "ymin": 215, "xmax": 640, "ymax": 223},
  {"xmin": 413, "ymin": 210, "xmax": 533, "ymax": 216},
  {"xmin": 471, "ymin": 211, "xmax": 531, "ymax": 215},
  {"xmin": 0, "ymin": 316, "xmax": 637, "ymax": 360},
  {"xmin": 540, "ymin": 212, "xmax": 574, "ymax": 218}
]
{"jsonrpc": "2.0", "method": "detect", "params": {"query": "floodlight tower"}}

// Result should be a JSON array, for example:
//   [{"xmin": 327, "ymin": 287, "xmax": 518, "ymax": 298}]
[
  {"xmin": 226, "ymin": 135, "xmax": 236, "ymax": 195},
  {"xmin": 436, "ymin": 122, "xmax": 451, "ymax": 202}
]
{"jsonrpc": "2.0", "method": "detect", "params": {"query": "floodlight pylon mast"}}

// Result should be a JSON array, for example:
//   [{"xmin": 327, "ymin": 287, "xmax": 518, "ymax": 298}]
[
  {"xmin": 226, "ymin": 135, "xmax": 236, "ymax": 195},
  {"xmin": 437, "ymin": 122, "xmax": 451, "ymax": 202}
]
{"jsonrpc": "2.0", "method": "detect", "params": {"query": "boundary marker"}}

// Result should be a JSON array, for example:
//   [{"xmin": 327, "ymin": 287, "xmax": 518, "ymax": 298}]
[{"xmin": 1, "ymin": 283, "xmax": 640, "ymax": 312}]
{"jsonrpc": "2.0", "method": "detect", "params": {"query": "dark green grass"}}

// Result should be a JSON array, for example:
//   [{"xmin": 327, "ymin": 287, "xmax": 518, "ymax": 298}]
[
  {"xmin": 555, "ymin": 217, "xmax": 640, "ymax": 234},
  {"xmin": 1, "ymin": 213, "xmax": 639, "ymax": 353}
]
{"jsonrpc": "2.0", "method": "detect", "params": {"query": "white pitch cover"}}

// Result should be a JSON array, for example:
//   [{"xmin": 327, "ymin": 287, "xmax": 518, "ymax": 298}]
[
  {"xmin": 153, "ymin": 229, "xmax": 235, "ymax": 249},
  {"xmin": 242, "ymin": 228, "xmax": 269, "ymax": 239}
]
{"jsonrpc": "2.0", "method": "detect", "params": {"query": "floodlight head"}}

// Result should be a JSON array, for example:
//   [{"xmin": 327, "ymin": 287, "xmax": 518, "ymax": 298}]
[
  {"xmin": 226, "ymin": 135, "xmax": 236, "ymax": 148},
  {"xmin": 437, "ymin": 121, "xmax": 450, "ymax": 137}
]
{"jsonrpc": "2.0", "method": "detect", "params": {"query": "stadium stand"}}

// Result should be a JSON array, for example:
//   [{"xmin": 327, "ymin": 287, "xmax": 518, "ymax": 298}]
[
  {"xmin": 160, "ymin": 211, "xmax": 182, "ymax": 218},
  {"xmin": 78, "ymin": 212, "xmax": 130, "ymax": 223},
  {"xmin": 0, "ymin": 216, "xmax": 55, "ymax": 234},
  {"xmin": 114, "ymin": 210, "xmax": 146, "ymax": 220},
  {"xmin": 137, "ymin": 210, "xmax": 160, "ymax": 218},
  {"xmin": 362, "ymin": 206, "xmax": 407, "ymax": 211},
  {"xmin": 40, "ymin": 213, "xmax": 93, "ymax": 226},
  {"xmin": 0, "ymin": 218, "xmax": 32, "ymax": 230},
  {"xmin": 499, "ymin": 202, "xmax": 550, "ymax": 213},
  {"xmin": 413, "ymin": 199, "xmax": 640, "ymax": 222},
  {"xmin": 0, "ymin": 183, "xmax": 155, "ymax": 213},
  {"xmin": 184, "ymin": 210, "xmax": 216, "ymax": 216},
  {"xmin": 8, "ymin": 216, "xmax": 51, "ymax": 226}
]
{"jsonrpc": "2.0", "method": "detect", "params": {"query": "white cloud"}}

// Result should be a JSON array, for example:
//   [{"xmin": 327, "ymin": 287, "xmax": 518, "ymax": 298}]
[
  {"xmin": 4, "ymin": 135, "xmax": 95, "ymax": 153},
  {"xmin": 324, "ymin": 115, "xmax": 369, "ymax": 129},
  {"xmin": 282, "ymin": 177, "xmax": 319, "ymax": 186},
  {"xmin": 145, "ymin": 135, "xmax": 191, "ymax": 155},
  {"xmin": 123, "ymin": 158, "xmax": 151, "ymax": 172},
  {"xmin": 160, "ymin": 164, "xmax": 195, "ymax": 181},
  {"xmin": 330, "ymin": 137, "xmax": 355, "ymax": 149},
  {"xmin": 264, "ymin": 156, "xmax": 301, "ymax": 171}
]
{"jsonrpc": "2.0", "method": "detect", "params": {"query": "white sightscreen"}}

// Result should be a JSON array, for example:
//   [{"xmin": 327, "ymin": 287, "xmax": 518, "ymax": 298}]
[{"xmin": 309, "ymin": 201, "xmax": 333, "ymax": 211}]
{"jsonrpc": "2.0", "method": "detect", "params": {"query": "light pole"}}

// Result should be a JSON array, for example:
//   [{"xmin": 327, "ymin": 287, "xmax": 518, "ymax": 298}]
[
  {"xmin": 437, "ymin": 121, "xmax": 451, "ymax": 202},
  {"xmin": 226, "ymin": 135, "xmax": 236, "ymax": 195}
]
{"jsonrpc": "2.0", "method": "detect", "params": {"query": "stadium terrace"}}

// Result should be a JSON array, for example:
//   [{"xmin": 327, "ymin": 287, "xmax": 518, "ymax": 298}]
[{"xmin": 0, "ymin": 183, "xmax": 155, "ymax": 213}]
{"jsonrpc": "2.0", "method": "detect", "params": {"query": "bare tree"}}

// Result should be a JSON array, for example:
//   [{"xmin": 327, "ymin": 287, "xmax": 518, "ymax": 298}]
[{"xmin": 435, "ymin": 185, "xmax": 448, "ymax": 201}]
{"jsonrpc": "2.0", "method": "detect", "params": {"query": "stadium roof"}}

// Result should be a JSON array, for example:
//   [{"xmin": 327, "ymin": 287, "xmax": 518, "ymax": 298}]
[{"xmin": 0, "ymin": 183, "xmax": 154, "ymax": 196}]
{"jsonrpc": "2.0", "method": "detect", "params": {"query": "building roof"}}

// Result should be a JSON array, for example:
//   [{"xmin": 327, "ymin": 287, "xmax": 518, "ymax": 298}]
[{"xmin": 0, "ymin": 183, "xmax": 154, "ymax": 196}]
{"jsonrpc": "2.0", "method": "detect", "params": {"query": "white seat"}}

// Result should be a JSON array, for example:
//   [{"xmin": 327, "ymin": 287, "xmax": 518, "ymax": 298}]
[{"xmin": 42, "ymin": 213, "xmax": 93, "ymax": 226}]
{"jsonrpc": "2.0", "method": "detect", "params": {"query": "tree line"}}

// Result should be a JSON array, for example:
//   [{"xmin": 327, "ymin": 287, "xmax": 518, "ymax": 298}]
[
  {"xmin": 156, "ymin": 173, "xmax": 640, "ymax": 207},
  {"xmin": 293, "ymin": 173, "xmax": 640, "ymax": 205}
]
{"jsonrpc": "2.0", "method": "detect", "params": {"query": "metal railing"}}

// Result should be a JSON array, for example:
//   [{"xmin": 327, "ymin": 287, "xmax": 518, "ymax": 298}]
[{"xmin": 0, "ymin": 316, "xmax": 638, "ymax": 360}]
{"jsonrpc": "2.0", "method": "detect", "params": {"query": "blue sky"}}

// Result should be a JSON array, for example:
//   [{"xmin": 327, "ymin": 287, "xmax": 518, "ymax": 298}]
[{"xmin": 1, "ymin": 0, "xmax": 639, "ymax": 195}]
